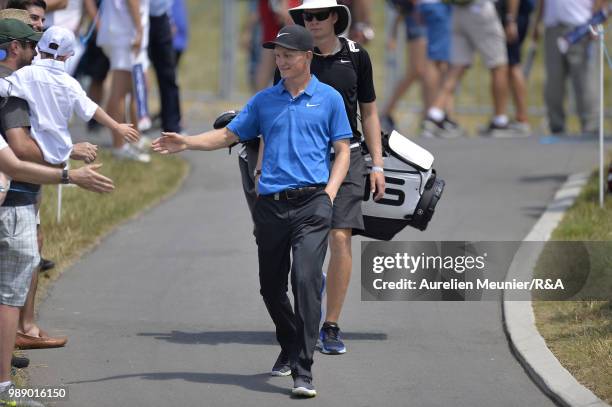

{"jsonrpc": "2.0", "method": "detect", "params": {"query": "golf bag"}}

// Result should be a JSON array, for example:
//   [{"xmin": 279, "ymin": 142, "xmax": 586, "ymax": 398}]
[{"xmin": 354, "ymin": 130, "xmax": 445, "ymax": 240}]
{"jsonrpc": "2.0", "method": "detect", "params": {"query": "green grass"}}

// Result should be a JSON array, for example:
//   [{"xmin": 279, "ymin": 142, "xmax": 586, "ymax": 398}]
[
  {"xmin": 533, "ymin": 165, "xmax": 612, "ymax": 403},
  {"xmin": 534, "ymin": 301, "xmax": 611, "ymax": 403}
]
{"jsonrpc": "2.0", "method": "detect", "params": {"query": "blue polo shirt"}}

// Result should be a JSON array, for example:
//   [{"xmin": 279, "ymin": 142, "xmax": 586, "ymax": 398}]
[{"xmin": 227, "ymin": 75, "xmax": 352, "ymax": 195}]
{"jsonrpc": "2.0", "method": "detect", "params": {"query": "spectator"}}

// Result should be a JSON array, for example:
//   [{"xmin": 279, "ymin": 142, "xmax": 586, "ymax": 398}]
[
  {"xmin": 497, "ymin": 0, "xmax": 535, "ymax": 136},
  {"xmin": 148, "ymin": 0, "xmax": 181, "ymax": 133},
  {"xmin": 241, "ymin": 0, "xmax": 261, "ymax": 91},
  {"xmin": 381, "ymin": 0, "xmax": 427, "ymax": 132},
  {"xmin": 287, "ymin": 0, "xmax": 385, "ymax": 356},
  {"xmin": 153, "ymin": 24, "xmax": 351, "ymax": 398},
  {"xmin": 6, "ymin": 0, "xmax": 46, "ymax": 31},
  {"xmin": 423, "ymin": 0, "xmax": 518, "ymax": 138},
  {"xmin": 77, "ymin": 0, "xmax": 110, "ymax": 131},
  {"xmin": 0, "ymin": 18, "xmax": 114, "ymax": 407},
  {"xmin": 417, "ymin": 0, "xmax": 452, "ymax": 114},
  {"xmin": 0, "ymin": 6, "xmax": 67, "ymax": 350},
  {"xmin": 97, "ymin": 0, "xmax": 151, "ymax": 162},
  {"xmin": 254, "ymin": 0, "xmax": 298, "ymax": 90},
  {"xmin": 170, "ymin": 0, "xmax": 188, "ymax": 66},
  {"xmin": 43, "ymin": 0, "xmax": 79, "ymax": 32},
  {"xmin": 43, "ymin": 0, "xmax": 82, "ymax": 76},
  {"xmin": 0, "ymin": 25, "xmax": 140, "ymax": 166},
  {"xmin": 339, "ymin": 0, "xmax": 375, "ymax": 44},
  {"xmin": 533, "ymin": 0, "xmax": 601, "ymax": 135}
]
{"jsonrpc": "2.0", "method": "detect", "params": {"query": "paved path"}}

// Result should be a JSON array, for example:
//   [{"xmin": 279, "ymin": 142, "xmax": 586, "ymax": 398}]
[{"xmin": 30, "ymin": 127, "xmax": 602, "ymax": 406}]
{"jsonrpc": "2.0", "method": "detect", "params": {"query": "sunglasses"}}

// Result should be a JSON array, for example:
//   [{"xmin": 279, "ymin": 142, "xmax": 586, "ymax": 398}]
[{"xmin": 303, "ymin": 10, "xmax": 332, "ymax": 22}]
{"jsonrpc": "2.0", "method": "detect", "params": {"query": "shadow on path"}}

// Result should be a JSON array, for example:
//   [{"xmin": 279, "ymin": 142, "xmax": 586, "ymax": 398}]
[
  {"xmin": 69, "ymin": 372, "xmax": 288, "ymax": 395},
  {"xmin": 137, "ymin": 330, "xmax": 388, "ymax": 345}
]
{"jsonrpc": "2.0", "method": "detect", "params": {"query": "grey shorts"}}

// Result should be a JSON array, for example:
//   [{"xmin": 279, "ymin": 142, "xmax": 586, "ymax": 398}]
[
  {"xmin": 451, "ymin": 1, "xmax": 508, "ymax": 68},
  {"xmin": 331, "ymin": 147, "xmax": 366, "ymax": 231},
  {"xmin": 0, "ymin": 205, "xmax": 39, "ymax": 307}
]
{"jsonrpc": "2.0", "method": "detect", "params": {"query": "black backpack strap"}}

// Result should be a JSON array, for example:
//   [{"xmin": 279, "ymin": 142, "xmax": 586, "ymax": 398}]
[
  {"xmin": 341, "ymin": 37, "xmax": 361, "ymax": 74},
  {"xmin": 340, "ymin": 37, "xmax": 363, "ymax": 124}
]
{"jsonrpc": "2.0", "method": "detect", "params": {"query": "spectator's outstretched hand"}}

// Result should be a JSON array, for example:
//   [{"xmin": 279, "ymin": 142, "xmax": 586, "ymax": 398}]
[
  {"xmin": 152, "ymin": 132, "xmax": 188, "ymax": 154},
  {"xmin": 69, "ymin": 164, "xmax": 114, "ymax": 193},
  {"xmin": 71, "ymin": 142, "xmax": 98, "ymax": 163},
  {"xmin": 117, "ymin": 123, "xmax": 140, "ymax": 143}
]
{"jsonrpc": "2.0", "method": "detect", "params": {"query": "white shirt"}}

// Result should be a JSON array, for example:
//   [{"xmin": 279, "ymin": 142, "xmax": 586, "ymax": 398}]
[
  {"xmin": 0, "ymin": 136, "xmax": 7, "ymax": 151},
  {"xmin": 45, "ymin": 0, "xmax": 83, "ymax": 32},
  {"xmin": 97, "ymin": 0, "xmax": 150, "ymax": 49},
  {"xmin": 0, "ymin": 59, "xmax": 98, "ymax": 165},
  {"xmin": 543, "ymin": 0, "xmax": 594, "ymax": 27}
]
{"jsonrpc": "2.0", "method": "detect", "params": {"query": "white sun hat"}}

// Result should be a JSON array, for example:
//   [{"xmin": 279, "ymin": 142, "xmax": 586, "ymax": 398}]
[{"xmin": 289, "ymin": 0, "xmax": 352, "ymax": 37}]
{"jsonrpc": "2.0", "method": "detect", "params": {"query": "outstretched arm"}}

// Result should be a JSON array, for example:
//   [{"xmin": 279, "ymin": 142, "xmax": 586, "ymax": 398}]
[
  {"xmin": 0, "ymin": 147, "xmax": 114, "ymax": 193},
  {"xmin": 152, "ymin": 127, "xmax": 240, "ymax": 154},
  {"xmin": 93, "ymin": 107, "xmax": 140, "ymax": 143}
]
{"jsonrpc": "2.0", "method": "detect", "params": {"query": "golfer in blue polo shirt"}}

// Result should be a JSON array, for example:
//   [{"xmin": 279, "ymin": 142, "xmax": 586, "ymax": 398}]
[{"xmin": 152, "ymin": 24, "xmax": 351, "ymax": 398}]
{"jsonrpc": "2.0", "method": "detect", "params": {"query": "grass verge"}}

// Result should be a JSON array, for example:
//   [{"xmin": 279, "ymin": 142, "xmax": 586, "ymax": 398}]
[
  {"xmin": 532, "ymin": 166, "xmax": 612, "ymax": 404},
  {"xmin": 11, "ymin": 149, "xmax": 188, "ymax": 384}
]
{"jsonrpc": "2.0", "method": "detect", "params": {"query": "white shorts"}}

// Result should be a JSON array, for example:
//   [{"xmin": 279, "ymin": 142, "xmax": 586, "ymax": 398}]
[{"xmin": 102, "ymin": 45, "xmax": 150, "ymax": 72}]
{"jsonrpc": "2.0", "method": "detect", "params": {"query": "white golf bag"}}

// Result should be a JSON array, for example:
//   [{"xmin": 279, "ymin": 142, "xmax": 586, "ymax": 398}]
[{"xmin": 355, "ymin": 130, "xmax": 445, "ymax": 240}]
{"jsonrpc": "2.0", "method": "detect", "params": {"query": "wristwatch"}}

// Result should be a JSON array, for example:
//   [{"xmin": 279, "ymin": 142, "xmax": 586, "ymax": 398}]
[
  {"xmin": 253, "ymin": 169, "xmax": 262, "ymax": 177},
  {"xmin": 371, "ymin": 166, "xmax": 384, "ymax": 174},
  {"xmin": 61, "ymin": 168, "xmax": 70, "ymax": 184}
]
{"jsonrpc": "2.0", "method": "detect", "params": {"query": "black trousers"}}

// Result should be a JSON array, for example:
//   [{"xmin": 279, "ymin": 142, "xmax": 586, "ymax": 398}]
[
  {"xmin": 254, "ymin": 190, "xmax": 332, "ymax": 379},
  {"xmin": 148, "ymin": 13, "xmax": 182, "ymax": 132}
]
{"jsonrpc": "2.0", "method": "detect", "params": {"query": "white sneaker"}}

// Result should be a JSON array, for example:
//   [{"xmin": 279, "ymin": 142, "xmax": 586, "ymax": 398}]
[
  {"xmin": 479, "ymin": 121, "xmax": 531, "ymax": 138},
  {"xmin": 113, "ymin": 144, "xmax": 151, "ymax": 163},
  {"xmin": 138, "ymin": 116, "xmax": 152, "ymax": 132},
  {"xmin": 508, "ymin": 121, "xmax": 532, "ymax": 137}
]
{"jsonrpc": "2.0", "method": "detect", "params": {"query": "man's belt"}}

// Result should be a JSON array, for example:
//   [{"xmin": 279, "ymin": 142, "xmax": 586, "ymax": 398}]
[{"xmin": 264, "ymin": 185, "xmax": 325, "ymax": 201}]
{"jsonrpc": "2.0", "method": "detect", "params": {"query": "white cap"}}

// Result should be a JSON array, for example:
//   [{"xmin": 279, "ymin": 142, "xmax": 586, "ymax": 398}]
[{"xmin": 37, "ymin": 26, "xmax": 75, "ymax": 59}]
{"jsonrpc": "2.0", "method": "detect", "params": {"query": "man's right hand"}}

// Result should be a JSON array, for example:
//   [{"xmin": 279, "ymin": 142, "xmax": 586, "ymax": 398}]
[
  {"xmin": 152, "ymin": 132, "xmax": 188, "ymax": 154},
  {"xmin": 68, "ymin": 164, "xmax": 114, "ymax": 193},
  {"xmin": 71, "ymin": 142, "xmax": 98, "ymax": 163}
]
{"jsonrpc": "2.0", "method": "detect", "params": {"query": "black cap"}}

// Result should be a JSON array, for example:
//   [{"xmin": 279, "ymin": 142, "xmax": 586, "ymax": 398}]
[{"xmin": 263, "ymin": 24, "xmax": 313, "ymax": 52}]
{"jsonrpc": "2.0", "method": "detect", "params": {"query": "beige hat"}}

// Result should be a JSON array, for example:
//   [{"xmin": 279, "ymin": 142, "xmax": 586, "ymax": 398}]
[{"xmin": 0, "ymin": 9, "xmax": 31, "ymax": 25}]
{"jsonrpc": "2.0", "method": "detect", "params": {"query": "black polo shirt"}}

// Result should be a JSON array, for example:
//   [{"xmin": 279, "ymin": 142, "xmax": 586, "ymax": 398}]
[{"xmin": 274, "ymin": 37, "xmax": 376, "ymax": 143}]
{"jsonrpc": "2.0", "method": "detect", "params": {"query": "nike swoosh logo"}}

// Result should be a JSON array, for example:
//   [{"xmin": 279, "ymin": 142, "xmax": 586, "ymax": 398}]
[
  {"xmin": 277, "ymin": 33, "xmax": 290, "ymax": 37},
  {"xmin": 306, "ymin": 103, "xmax": 320, "ymax": 107},
  {"xmin": 339, "ymin": 59, "xmax": 351, "ymax": 63}
]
